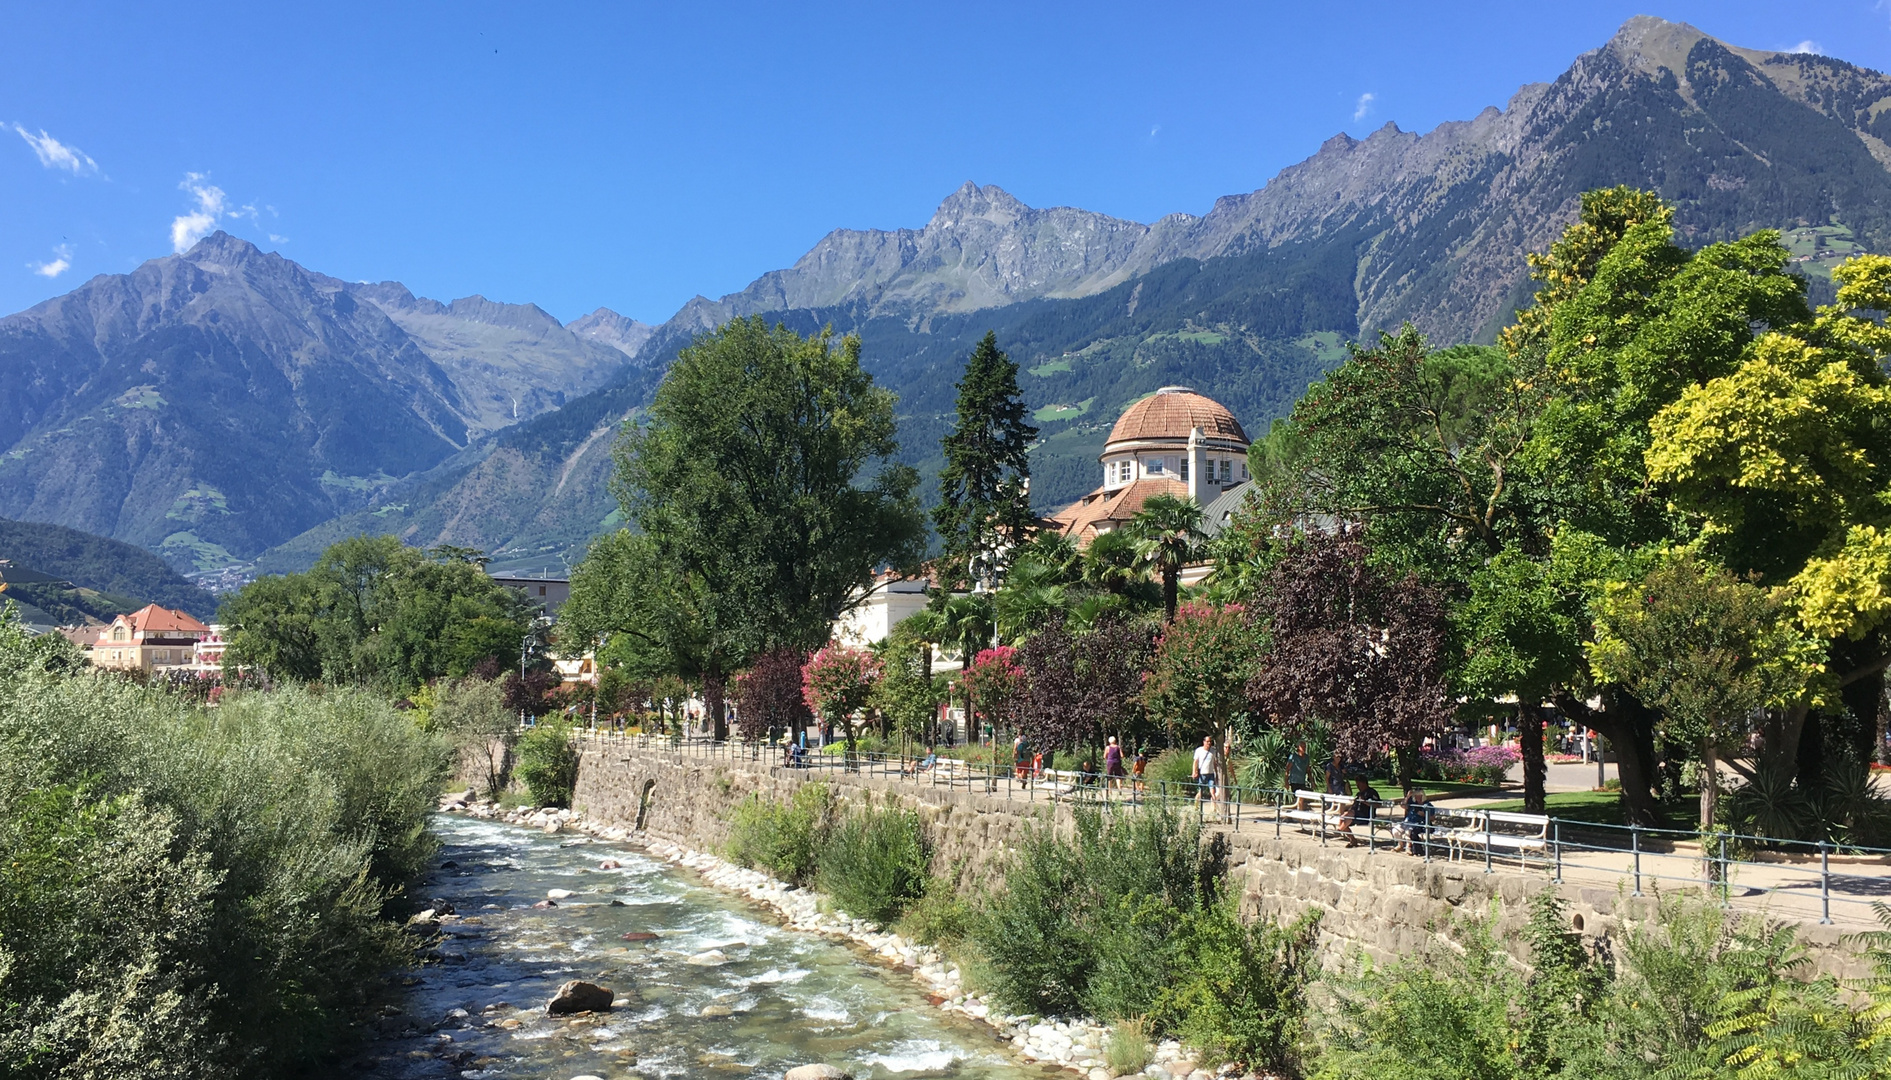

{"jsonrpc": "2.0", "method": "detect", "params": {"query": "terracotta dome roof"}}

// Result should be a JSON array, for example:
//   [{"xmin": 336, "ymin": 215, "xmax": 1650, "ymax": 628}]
[{"xmin": 1105, "ymin": 387, "xmax": 1249, "ymax": 447}]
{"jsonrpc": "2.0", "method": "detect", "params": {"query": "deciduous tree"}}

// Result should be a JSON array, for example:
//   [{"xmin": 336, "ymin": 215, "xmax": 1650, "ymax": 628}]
[
  {"xmin": 1245, "ymin": 529, "xmax": 1453, "ymax": 775},
  {"xmin": 1017, "ymin": 620, "xmax": 1154, "ymax": 753},
  {"xmin": 1140, "ymin": 601, "xmax": 1260, "ymax": 744},
  {"xmin": 801, "ymin": 643, "xmax": 881, "ymax": 755}
]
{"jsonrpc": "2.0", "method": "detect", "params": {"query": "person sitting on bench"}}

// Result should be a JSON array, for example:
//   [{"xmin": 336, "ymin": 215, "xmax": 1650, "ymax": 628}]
[
  {"xmin": 1335, "ymin": 778, "xmax": 1381, "ymax": 845},
  {"xmin": 905, "ymin": 749, "xmax": 938, "ymax": 776},
  {"xmin": 1393, "ymin": 786, "xmax": 1431, "ymax": 853}
]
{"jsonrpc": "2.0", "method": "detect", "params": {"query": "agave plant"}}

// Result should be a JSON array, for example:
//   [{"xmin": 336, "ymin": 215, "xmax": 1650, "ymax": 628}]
[{"xmin": 1723, "ymin": 762, "xmax": 1808, "ymax": 843}]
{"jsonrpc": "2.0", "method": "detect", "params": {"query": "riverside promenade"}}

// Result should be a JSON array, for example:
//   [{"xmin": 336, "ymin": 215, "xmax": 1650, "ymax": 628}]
[{"xmin": 564, "ymin": 733, "xmax": 1891, "ymax": 979}]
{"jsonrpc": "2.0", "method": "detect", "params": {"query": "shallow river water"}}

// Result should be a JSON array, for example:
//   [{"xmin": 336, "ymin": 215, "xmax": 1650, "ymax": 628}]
[{"xmin": 347, "ymin": 814, "xmax": 1044, "ymax": 1080}]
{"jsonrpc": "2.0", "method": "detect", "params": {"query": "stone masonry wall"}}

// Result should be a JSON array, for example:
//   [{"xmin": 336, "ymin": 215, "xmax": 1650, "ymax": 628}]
[{"xmin": 572, "ymin": 745, "xmax": 1873, "ymax": 980}]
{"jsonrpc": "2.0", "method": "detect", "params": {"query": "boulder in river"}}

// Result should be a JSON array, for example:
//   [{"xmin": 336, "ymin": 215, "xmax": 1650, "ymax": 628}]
[
  {"xmin": 784, "ymin": 1066, "xmax": 852, "ymax": 1080},
  {"xmin": 684, "ymin": 949, "xmax": 728, "ymax": 965},
  {"xmin": 546, "ymin": 980, "xmax": 615, "ymax": 1015},
  {"xmin": 620, "ymin": 932, "xmax": 658, "ymax": 942},
  {"xmin": 547, "ymin": 888, "xmax": 575, "ymax": 899},
  {"xmin": 533, "ymin": 899, "xmax": 558, "ymax": 909}
]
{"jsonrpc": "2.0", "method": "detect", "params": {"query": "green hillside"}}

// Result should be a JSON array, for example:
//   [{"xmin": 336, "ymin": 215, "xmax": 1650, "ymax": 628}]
[{"xmin": 0, "ymin": 518, "xmax": 218, "ymax": 619}]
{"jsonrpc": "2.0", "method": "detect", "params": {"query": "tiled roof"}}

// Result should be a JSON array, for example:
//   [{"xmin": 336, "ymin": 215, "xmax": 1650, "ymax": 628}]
[
  {"xmin": 1105, "ymin": 388, "xmax": 1249, "ymax": 448},
  {"xmin": 1046, "ymin": 476, "xmax": 1190, "ymax": 542},
  {"xmin": 123, "ymin": 604, "xmax": 211, "ymax": 635}
]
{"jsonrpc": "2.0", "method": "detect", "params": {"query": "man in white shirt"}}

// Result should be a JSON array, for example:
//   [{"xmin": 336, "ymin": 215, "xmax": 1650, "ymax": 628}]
[{"xmin": 1192, "ymin": 735, "xmax": 1218, "ymax": 811}]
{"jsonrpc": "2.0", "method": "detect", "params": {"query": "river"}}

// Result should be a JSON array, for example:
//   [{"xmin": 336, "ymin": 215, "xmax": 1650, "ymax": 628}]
[{"xmin": 347, "ymin": 813, "xmax": 1045, "ymax": 1080}]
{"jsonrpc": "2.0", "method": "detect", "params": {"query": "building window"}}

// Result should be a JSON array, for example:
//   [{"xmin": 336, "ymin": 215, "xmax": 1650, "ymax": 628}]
[
  {"xmin": 113, "ymin": 627, "xmax": 126, "ymax": 641},
  {"xmin": 1120, "ymin": 461, "xmax": 1131, "ymax": 483},
  {"xmin": 1220, "ymin": 459, "xmax": 1232, "ymax": 482},
  {"xmin": 538, "ymin": 585, "xmax": 547, "ymax": 596},
  {"xmin": 1147, "ymin": 459, "xmax": 1163, "ymax": 474},
  {"xmin": 1241, "ymin": 462, "xmax": 1249, "ymax": 479},
  {"xmin": 1180, "ymin": 460, "xmax": 1189, "ymax": 481}
]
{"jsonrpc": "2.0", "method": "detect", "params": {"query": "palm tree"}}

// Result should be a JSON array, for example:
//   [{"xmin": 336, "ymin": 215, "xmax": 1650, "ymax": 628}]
[{"xmin": 1131, "ymin": 493, "xmax": 1207, "ymax": 623}]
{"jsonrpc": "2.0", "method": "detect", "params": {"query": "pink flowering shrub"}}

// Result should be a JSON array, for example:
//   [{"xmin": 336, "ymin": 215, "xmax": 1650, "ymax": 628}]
[
  {"xmin": 960, "ymin": 646, "xmax": 1025, "ymax": 727},
  {"xmin": 1417, "ymin": 745, "xmax": 1520, "ymax": 787}
]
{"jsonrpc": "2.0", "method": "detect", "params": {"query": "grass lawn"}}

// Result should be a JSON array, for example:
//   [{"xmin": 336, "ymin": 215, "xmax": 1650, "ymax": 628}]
[{"xmin": 1479, "ymin": 789, "xmax": 1695, "ymax": 831}]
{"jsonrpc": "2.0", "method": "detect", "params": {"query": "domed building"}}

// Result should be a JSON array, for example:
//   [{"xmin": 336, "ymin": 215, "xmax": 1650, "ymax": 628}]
[{"xmin": 1047, "ymin": 386, "xmax": 1251, "ymax": 544}]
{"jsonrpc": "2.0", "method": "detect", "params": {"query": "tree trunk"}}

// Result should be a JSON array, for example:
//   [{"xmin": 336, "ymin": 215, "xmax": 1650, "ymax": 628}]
[
  {"xmin": 705, "ymin": 673, "xmax": 728, "ymax": 742},
  {"xmin": 1559, "ymin": 689, "xmax": 1662, "ymax": 827},
  {"xmin": 1700, "ymin": 737, "xmax": 1719, "ymax": 833},
  {"xmin": 1520, "ymin": 705, "xmax": 1546, "ymax": 814}
]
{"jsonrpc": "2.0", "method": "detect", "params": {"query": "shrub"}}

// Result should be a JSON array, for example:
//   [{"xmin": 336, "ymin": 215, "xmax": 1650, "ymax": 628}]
[
  {"xmin": 516, "ymin": 718, "xmax": 581, "ymax": 807},
  {"xmin": 975, "ymin": 803, "xmax": 1227, "ymax": 1019},
  {"xmin": 896, "ymin": 873, "xmax": 977, "ymax": 946},
  {"xmin": 1154, "ymin": 903, "xmax": 1322, "ymax": 1070},
  {"xmin": 817, "ymin": 796, "xmax": 930, "ymax": 923},
  {"xmin": 725, "ymin": 783, "xmax": 829, "ymax": 883},
  {"xmin": 0, "ymin": 611, "xmax": 450, "ymax": 1077}
]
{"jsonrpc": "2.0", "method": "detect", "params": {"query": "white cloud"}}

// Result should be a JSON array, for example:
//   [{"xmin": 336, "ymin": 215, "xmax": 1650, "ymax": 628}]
[
  {"xmin": 1354, "ymin": 92, "xmax": 1376, "ymax": 121},
  {"xmin": 170, "ymin": 173, "xmax": 260, "ymax": 252},
  {"xmin": 1788, "ymin": 39, "xmax": 1823, "ymax": 54},
  {"xmin": 29, "ymin": 243, "xmax": 72, "ymax": 278},
  {"xmin": 1149, "ymin": 124, "xmax": 1161, "ymax": 138},
  {"xmin": 11, "ymin": 124, "xmax": 98, "ymax": 175}
]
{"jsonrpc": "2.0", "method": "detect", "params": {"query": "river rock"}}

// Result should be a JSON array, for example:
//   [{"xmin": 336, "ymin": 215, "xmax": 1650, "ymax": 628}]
[
  {"xmin": 547, "ymin": 888, "xmax": 575, "ymax": 899},
  {"xmin": 533, "ymin": 899, "xmax": 558, "ymax": 909},
  {"xmin": 700, "ymin": 1004, "xmax": 735, "ymax": 1018},
  {"xmin": 599, "ymin": 859, "xmax": 622, "ymax": 869},
  {"xmin": 546, "ymin": 980, "xmax": 615, "ymax": 1015},
  {"xmin": 784, "ymin": 1066, "xmax": 851, "ymax": 1080},
  {"xmin": 621, "ymin": 932, "xmax": 659, "ymax": 942},
  {"xmin": 684, "ymin": 949, "xmax": 728, "ymax": 965}
]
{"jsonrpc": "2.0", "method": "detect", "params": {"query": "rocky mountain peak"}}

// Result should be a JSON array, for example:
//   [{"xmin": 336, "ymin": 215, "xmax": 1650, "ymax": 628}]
[
  {"xmin": 566, "ymin": 308, "xmax": 656, "ymax": 360},
  {"xmin": 927, "ymin": 182, "xmax": 1033, "ymax": 230},
  {"xmin": 180, "ymin": 230, "xmax": 271, "ymax": 272}
]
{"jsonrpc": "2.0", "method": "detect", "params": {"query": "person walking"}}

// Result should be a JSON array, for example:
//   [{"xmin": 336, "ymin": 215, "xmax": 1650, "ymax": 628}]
[
  {"xmin": 1287, "ymin": 741, "xmax": 1309, "ymax": 793},
  {"xmin": 1192, "ymin": 735, "xmax": 1219, "ymax": 813},
  {"xmin": 1013, "ymin": 734, "xmax": 1033, "ymax": 782},
  {"xmin": 1104, "ymin": 736, "xmax": 1126, "ymax": 793}
]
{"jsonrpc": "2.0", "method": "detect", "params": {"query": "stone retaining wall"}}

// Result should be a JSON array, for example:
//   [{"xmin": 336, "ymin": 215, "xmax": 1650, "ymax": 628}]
[{"xmin": 572, "ymin": 745, "xmax": 1873, "ymax": 980}]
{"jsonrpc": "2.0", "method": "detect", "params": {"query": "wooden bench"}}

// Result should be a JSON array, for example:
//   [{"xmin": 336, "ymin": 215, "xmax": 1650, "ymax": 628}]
[
  {"xmin": 1446, "ymin": 810, "xmax": 1552, "ymax": 867},
  {"xmin": 1277, "ymin": 789, "xmax": 1357, "ymax": 836}
]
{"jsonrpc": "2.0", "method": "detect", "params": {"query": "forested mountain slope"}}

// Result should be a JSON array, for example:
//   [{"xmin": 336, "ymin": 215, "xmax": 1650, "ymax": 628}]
[{"xmin": 0, "ymin": 232, "xmax": 636, "ymax": 571}]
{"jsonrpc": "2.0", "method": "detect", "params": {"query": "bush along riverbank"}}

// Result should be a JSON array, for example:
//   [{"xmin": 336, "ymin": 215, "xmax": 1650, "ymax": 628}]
[
  {"xmin": 554, "ymin": 779, "xmax": 1891, "ymax": 1080},
  {"xmin": 0, "ymin": 608, "xmax": 451, "ymax": 1079}
]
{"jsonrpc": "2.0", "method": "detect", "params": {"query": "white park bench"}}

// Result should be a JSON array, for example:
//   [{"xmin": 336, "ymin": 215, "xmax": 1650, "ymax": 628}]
[
  {"xmin": 1446, "ymin": 809, "xmax": 1552, "ymax": 867},
  {"xmin": 1278, "ymin": 789, "xmax": 1357, "ymax": 836}
]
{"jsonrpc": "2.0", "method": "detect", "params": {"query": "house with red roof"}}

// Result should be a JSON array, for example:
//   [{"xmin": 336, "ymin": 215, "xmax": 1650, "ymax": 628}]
[{"xmin": 93, "ymin": 604, "xmax": 213, "ymax": 672}]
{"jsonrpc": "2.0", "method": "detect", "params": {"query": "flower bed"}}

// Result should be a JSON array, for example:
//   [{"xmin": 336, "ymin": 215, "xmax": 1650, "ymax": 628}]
[{"xmin": 1416, "ymin": 745, "xmax": 1519, "ymax": 787}]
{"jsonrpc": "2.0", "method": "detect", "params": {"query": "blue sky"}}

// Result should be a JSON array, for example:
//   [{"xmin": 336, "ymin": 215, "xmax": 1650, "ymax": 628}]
[{"xmin": 3, "ymin": 1, "xmax": 1887, "ymax": 325}]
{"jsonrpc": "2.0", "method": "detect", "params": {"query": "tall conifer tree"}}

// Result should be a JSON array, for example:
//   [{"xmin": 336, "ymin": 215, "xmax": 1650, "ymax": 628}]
[{"xmin": 934, "ymin": 332, "xmax": 1038, "ymax": 589}]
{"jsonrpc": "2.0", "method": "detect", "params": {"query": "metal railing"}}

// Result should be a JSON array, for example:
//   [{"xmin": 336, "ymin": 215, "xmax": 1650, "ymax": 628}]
[{"xmin": 561, "ymin": 727, "xmax": 1891, "ymax": 929}]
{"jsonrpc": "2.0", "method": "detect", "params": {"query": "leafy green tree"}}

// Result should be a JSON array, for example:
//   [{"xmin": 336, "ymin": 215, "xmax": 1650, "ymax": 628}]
[
  {"xmin": 871, "ymin": 628, "xmax": 943, "ymax": 745},
  {"xmin": 934, "ymin": 332, "xmax": 1038, "ymax": 590},
  {"xmin": 1140, "ymin": 601, "xmax": 1261, "ymax": 745},
  {"xmin": 559, "ymin": 529, "xmax": 734, "ymax": 733},
  {"xmin": 220, "ymin": 536, "xmax": 531, "ymax": 692},
  {"xmin": 602, "ymin": 318, "xmax": 925, "ymax": 735},
  {"xmin": 1132, "ymin": 493, "xmax": 1207, "ymax": 623},
  {"xmin": 1589, "ymin": 553, "xmax": 1824, "ymax": 832}
]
